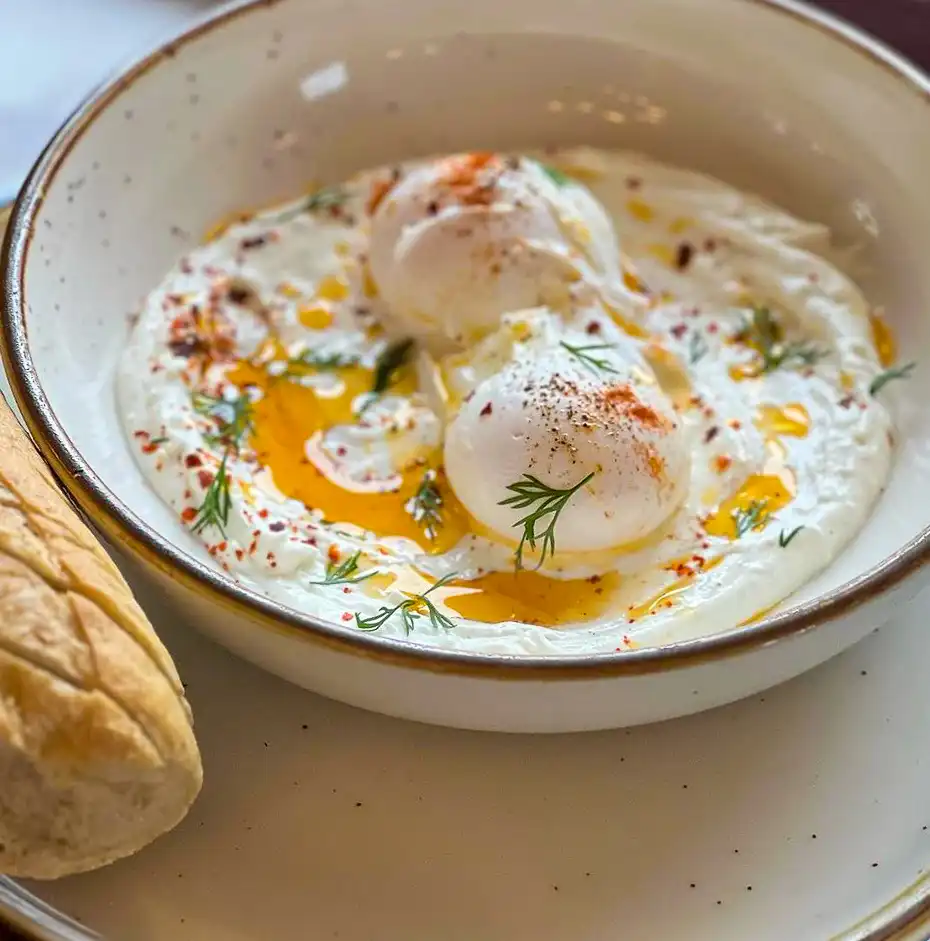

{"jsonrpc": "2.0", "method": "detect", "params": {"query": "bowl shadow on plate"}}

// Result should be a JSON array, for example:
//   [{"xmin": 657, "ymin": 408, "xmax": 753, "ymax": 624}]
[{"xmin": 24, "ymin": 570, "xmax": 925, "ymax": 941}]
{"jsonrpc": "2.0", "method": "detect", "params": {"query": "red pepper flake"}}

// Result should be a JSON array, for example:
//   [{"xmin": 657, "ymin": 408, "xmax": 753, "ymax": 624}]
[
  {"xmin": 342, "ymin": 586, "xmax": 352, "ymax": 594},
  {"xmin": 327, "ymin": 544, "xmax": 341, "ymax": 563},
  {"xmin": 183, "ymin": 489, "xmax": 192, "ymax": 500},
  {"xmin": 728, "ymin": 418, "xmax": 742, "ymax": 430},
  {"xmin": 341, "ymin": 612, "xmax": 353, "ymax": 622},
  {"xmin": 626, "ymin": 176, "xmax": 642, "ymax": 190},
  {"xmin": 707, "ymin": 322, "xmax": 719, "ymax": 334},
  {"xmin": 248, "ymin": 539, "xmax": 258, "ymax": 555},
  {"xmin": 258, "ymin": 508, "xmax": 270, "ymax": 519},
  {"xmin": 691, "ymin": 554, "xmax": 706, "ymax": 568},
  {"xmin": 704, "ymin": 426, "xmax": 720, "ymax": 443},
  {"xmin": 216, "ymin": 541, "xmax": 228, "ymax": 552},
  {"xmin": 141, "ymin": 441, "xmax": 159, "ymax": 454},
  {"xmin": 336, "ymin": 446, "xmax": 348, "ymax": 458},
  {"xmin": 670, "ymin": 323, "xmax": 688, "ymax": 339},
  {"xmin": 714, "ymin": 455, "xmax": 733, "ymax": 473},
  {"xmin": 702, "ymin": 406, "xmax": 715, "ymax": 419},
  {"xmin": 235, "ymin": 548, "xmax": 245, "ymax": 561},
  {"xmin": 675, "ymin": 242, "xmax": 694, "ymax": 271},
  {"xmin": 668, "ymin": 562, "xmax": 695, "ymax": 578},
  {"xmin": 480, "ymin": 402, "xmax": 493, "ymax": 417},
  {"xmin": 240, "ymin": 235, "xmax": 268, "ymax": 251},
  {"xmin": 585, "ymin": 321, "xmax": 602, "ymax": 335},
  {"xmin": 197, "ymin": 469, "xmax": 214, "ymax": 489},
  {"xmin": 269, "ymin": 521, "xmax": 286, "ymax": 533},
  {"xmin": 133, "ymin": 429, "xmax": 149, "ymax": 439},
  {"xmin": 181, "ymin": 507, "xmax": 197, "ymax": 523},
  {"xmin": 184, "ymin": 453, "xmax": 203, "ymax": 468}
]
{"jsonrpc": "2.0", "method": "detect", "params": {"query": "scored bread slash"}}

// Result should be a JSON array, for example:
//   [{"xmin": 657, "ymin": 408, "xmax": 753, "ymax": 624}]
[{"xmin": 0, "ymin": 395, "xmax": 202, "ymax": 880}]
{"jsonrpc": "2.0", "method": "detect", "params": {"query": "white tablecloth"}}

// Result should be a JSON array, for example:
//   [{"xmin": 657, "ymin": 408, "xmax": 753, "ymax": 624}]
[{"xmin": 0, "ymin": 0, "xmax": 214, "ymax": 203}]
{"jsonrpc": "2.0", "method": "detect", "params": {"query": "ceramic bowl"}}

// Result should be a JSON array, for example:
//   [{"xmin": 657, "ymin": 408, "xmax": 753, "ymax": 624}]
[{"xmin": 4, "ymin": 0, "xmax": 930, "ymax": 733}]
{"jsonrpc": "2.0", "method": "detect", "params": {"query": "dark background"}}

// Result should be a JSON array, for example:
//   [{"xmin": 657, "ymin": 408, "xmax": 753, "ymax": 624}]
[{"xmin": 815, "ymin": 0, "xmax": 929, "ymax": 66}]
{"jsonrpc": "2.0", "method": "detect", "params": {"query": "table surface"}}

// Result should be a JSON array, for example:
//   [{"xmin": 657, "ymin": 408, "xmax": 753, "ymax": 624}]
[{"xmin": 1, "ymin": 0, "xmax": 929, "ymax": 204}]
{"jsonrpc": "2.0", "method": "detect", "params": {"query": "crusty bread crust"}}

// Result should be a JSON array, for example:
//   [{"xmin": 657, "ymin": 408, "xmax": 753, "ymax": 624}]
[{"xmin": 0, "ymin": 398, "xmax": 202, "ymax": 879}]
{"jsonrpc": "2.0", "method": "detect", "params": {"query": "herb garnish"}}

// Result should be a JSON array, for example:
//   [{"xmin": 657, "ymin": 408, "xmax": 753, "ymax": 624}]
[
  {"xmin": 406, "ymin": 469, "xmax": 444, "ymax": 540},
  {"xmin": 193, "ymin": 390, "xmax": 254, "ymax": 451},
  {"xmin": 500, "ymin": 471, "xmax": 595, "ymax": 569},
  {"xmin": 530, "ymin": 159, "xmax": 570, "ymax": 187},
  {"xmin": 189, "ymin": 389, "xmax": 254, "ymax": 536},
  {"xmin": 688, "ymin": 332, "xmax": 709, "ymax": 365},
  {"xmin": 274, "ymin": 185, "xmax": 348, "ymax": 223},
  {"xmin": 191, "ymin": 453, "xmax": 233, "ymax": 536},
  {"xmin": 283, "ymin": 348, "xmax": 361, "ymax": 378},
  {"xmin": 778, "ymin": 525, "xmax": 804, "ymax": 548},
  {"xmin": 736, "ymin": 306, "xmax": 824, "ymax": 374},
  {"xmin": 560, "ymin": 341, "xmax": 619, "ymax": 375},
  {"xmin": 355, "ymin": 572, "xmax": 458, "ymax": 634},
  {"xmin": 359, "ymin": 338, "xmax": 415, "ymax": 411},
  {"xmin": 869, "ymin": 361, "xmax": 916, "ymax": 396},
  {"xmin": 309, "ymin": 550, "xmax": 377, "ymax": 586},
  {"xmin": 732, "ymin": 500, "xmax": 770, "ymax": 539}
]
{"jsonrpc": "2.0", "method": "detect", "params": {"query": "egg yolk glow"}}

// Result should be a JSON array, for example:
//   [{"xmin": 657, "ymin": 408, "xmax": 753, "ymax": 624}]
[
  {"xmin": 226, "ymin": 355, "xmax": 470, "ymax": 554},
  {"xmin": 363, "ymin": 567, "xmax": 622, "ymax": 627}
]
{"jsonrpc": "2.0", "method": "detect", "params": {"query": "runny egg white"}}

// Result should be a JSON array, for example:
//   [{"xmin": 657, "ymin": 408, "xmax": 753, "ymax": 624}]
[{"xmin": 117, "ymin": 147, "xmax": 902, "ymax": 656}]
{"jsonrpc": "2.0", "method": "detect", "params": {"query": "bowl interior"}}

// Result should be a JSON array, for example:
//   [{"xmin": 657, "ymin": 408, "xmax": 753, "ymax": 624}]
[{"xmin": 10, "ymin": 0, "xmax": 930, "ymax": 639}]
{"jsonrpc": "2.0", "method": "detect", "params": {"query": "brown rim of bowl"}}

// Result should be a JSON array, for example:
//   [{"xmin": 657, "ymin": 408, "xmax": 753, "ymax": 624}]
[{"xmin": 3, "ymin": 0, "xmax": 930, "ymax": 684}]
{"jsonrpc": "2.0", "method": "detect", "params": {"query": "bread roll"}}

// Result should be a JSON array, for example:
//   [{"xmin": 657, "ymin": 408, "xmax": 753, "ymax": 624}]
[{"xmin": 0, "ymin": 396, "xmax": 202, "ymax": 879}]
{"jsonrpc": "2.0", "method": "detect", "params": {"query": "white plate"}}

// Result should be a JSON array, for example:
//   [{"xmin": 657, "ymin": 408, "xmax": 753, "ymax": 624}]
[{"xmin": 6, "ymin": 572, "xmax": 930, "ymax": 941}]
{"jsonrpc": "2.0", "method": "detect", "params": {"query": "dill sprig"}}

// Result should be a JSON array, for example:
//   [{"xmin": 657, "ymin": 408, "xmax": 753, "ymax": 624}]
[
  {"xmin": 406, "ymin": 469, "xmax": 444, "ymax": 540},
  {"xmin": 192, "ymin": 389, "xmax": 254, "ymax": 452},
  {"xmin": 688, "ymin": 331, "xmax": 709, "ymax": 364},
  {"xmin": 499, "ymin": 471, "xmax": 595, "ymax": 569},
  {"xmin": 560, "ymin": 341, "xmax": 619, "ymax": 375},
  {"xmin": 736, "ymin": 306, "xmax": 824, "ymax": 374},
  {"xmin": 869, "ymin": 361, "xmax": 916, "ymax": 396},
  {"xmin": 778, "ymin": 525, "xmax": 804, "ymax": 548},
  {"xmin": 189, "ymin": 388, "xmax": 254, "ymax": 536},
  {"xmin": 309, "ymin": 550, "xmax": 377, "ymax": 586},
  {"xmin": 273, "ymin": 185, "xmax": 348, "ymax": 223},
  {"xmin": 355, "ymin": 572, "xmax": 458, "ymax": 634},
  {"xmin": 732, "ymin": 500, "xmax": 770, "ymax": 539},
  {"xmin": 359, "ymin": 338, "xmax": 415, "ymax": 412},
  {"xmin": 530, "ymin": 159, "xmax": 570, "ymax": 186},
  {"xmin": 191, "ymin": 453, "xmax": 233, "ymax": 536},
  {"xmin": 283, "ymin": 348, "xmax": 360, "ymax": 378}
]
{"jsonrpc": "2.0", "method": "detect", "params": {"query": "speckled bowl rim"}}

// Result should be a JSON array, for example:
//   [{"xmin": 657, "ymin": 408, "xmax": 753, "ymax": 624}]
[{"xmin": 4, "ymin": 0, "xmax": 930, "ymax": 687}]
